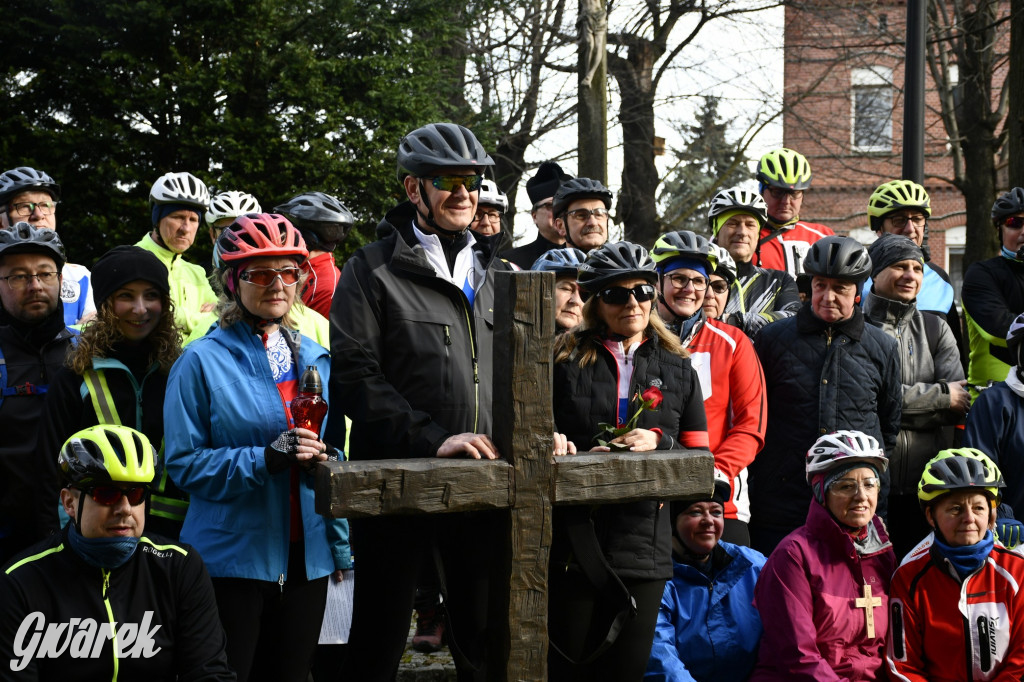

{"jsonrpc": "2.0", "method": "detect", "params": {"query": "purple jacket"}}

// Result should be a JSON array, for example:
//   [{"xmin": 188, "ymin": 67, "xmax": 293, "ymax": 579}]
[{"xmin": 750, "ymin": 501, "xmax": 895, "ymax": 681}]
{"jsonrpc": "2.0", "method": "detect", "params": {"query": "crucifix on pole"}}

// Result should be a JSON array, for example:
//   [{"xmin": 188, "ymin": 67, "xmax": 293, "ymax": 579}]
[
  {"xmin": 316, "ymin": 270, "xmax": 713, "ymax": 681},
  {"xmin": 578, "ymin": 0, "xmax": 608, "ymax": 183}
]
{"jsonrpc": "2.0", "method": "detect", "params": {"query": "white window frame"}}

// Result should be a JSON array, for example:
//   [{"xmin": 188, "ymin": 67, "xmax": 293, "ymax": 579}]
[{"xmin": 850, "ymin": 66, "xmax": 894, "ymax": 153}]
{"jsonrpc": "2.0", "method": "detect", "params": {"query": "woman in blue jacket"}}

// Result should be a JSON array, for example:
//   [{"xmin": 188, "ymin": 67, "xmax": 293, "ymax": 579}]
[
  {"xmin": 645, "ymin": 472, "xmax": 766, "ymax": 682},
  {"xmin": 164, "ymin": 214, "xmax": 349, "ymax": 682}
]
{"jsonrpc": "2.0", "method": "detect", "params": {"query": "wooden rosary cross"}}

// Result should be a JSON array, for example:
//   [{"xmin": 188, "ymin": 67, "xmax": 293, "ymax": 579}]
[{"xmin": 855, "ymin": 582, "xmax": 882, "ymax": 638}]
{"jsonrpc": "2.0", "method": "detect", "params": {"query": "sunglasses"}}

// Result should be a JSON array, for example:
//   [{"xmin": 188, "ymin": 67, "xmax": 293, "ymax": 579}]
[
  {"xmin": 83, "ymin": 485, "xmax": 149, "ymax": 506},
  {"xmin": 239, "ymin": 267, "xmax": 301, "ymax": 287},
  {"xmin": 430, "ymin": 175, "xmax": 483, "ymax": 192},
  {"xmin": 1004, "ymin": 216, "xmax": 1024, "ymax": 230},
  {"xmin": 597, "ymin": 284, "xmax": 657, "ymax": 305}
]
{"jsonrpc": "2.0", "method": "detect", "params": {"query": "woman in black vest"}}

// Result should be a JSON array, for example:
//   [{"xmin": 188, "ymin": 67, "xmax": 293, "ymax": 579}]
[{"xmin": 548, "ymin": 241, "xmax": 709, "ymax": 681}]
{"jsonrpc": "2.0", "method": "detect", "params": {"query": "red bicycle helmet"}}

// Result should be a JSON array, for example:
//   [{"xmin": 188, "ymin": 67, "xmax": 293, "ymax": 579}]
[{"xmin": 216, "ymin": 213, "xmax": 308, "ymax": 267}]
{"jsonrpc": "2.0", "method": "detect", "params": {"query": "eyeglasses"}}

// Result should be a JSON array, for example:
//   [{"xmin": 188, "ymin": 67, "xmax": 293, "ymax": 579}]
[
  {"xmin": 665, "ymin": 274, "xmax": 708, "ymax": 291},
  {"xmin": 765, "ymin": 188, "xmax": 803, "ymax": 201},
  {"xmin": 9, "ymin": 201, "xmax": 58, "ymax": 217},
  {"xmin": 708, "ymin": 280, "xmax": 730, "ymax": 295},
  {"xmin": 533, "ymin": 201, "xmax": 553, "ymax": 212},
  {"xmin": 0, "ymin": 271, "xmax": 60, "ymax": 290},
  {"xmin": 430, "ymin": 175, "xmax": 483, "ymax": 192},
  {"xmin": 474, "ymin": 210, "xmax": 501, "ymax": 224},
  {"xmin": 597, "ymin": 284, "xmax": 657, "ymax": 305},
  {"xmin": 886, "ymin": 214, "xmax": 927, "ymax": 229},
  {"xmin": 566, "ymin": 207, "xmax": 610, "ymax": 222},
  {"xmin": 239, "ymin": 267, "xmax": 301, "ymax": 287},
  {"xmin": 1004, "ymin": 216, "xmax": 1024, "ymax": 230},
  {"xmin": 83, "ymin": 485, "xmax": 149, "ymax": 507},
  {"xmin": 828, "ymin": 477, "xmax": 879, "ymax": 497}
]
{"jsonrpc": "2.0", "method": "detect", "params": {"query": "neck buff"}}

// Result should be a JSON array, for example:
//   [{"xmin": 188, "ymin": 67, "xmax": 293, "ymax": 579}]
[
  {"xmin": 68, "ymin": 522, "xmax": 139, "ymax": 569},
  {"xmin": 932, "ymin": 530, "xmax": 994, "ymax": 581}
]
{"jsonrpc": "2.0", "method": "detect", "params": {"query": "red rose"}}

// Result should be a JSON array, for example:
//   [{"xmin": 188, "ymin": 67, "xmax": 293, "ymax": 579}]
[{"xmin": 641, "ymin": 386, "xmax": 663, "ymax": 409}]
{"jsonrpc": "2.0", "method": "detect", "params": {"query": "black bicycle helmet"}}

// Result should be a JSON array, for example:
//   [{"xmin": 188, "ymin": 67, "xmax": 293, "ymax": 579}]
[
  {"xmin": 0, "ymin": 221, "xmax": 66, "ymax": 269},
  {"xmin": 273, "ymin": 191, "xmax": 356, "ymax": 251},
  {"xmin": 0, "ymin": 166, "xmax": 61, "ymax": 204},
  {"xmin": 651, "ymin": 230, "xmax": 717, "ymax": 272},
  {"xmin": 396, "ymin": 123, "xmax": 494, "ymax": 180},
  {"xmin": 59, "ymin": 425, "xmax": 157, "ymax": 489},
  {"xmin": 551, "ymin": 177, "xmax": 613, "ymax": 220},
  {"xmin": 531, "ymin": 247, "xmax": 587, "ymax": 278},
  {"xmin": 755, "ymin": 148, "xmax": 812, "ymax": 190},
  {"xmin": 802, "ymin": 236, "xmax": 871, "ymax": 284},
  {"xmin": 992, "ymin": 187, "xmax": 1024, "ymax": 226},
  {"xmin": 577, "ymin": 241, "xmax": 657, "ymax": 294}
]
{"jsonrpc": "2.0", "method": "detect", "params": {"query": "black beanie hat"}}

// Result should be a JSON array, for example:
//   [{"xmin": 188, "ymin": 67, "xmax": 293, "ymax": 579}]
[
  {"xmin": 526, "ymin": 161, "xmax": 571, "ymax": 207},
  {"xmin": 868, "ymin": 233, "xmax": 923, "ymax": 279},
  {"xmin": 92, "ymin": 246, "xmax": 170, "ymax": 305}
]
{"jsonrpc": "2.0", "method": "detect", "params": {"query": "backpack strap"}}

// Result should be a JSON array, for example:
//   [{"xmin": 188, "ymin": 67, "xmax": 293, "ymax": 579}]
[{"xmin": 921, "ymin": 310, "xmax": 943, "ymax": 358}]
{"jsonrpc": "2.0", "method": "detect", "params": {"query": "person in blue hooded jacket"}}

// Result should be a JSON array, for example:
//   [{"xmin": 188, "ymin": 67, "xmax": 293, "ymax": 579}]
[
  {"xmin": 164, "ymin": 214, "xmax": 349, "ymax": 682},
  {"xmin": 645, "ymin": 472, "xmax": 765, "ymax": 682}
]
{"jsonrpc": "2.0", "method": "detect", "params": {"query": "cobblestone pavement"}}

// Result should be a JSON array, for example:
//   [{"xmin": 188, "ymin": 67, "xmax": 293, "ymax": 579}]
[{"xmin": 396, "ymin": 615, "xmax": 456, "ymax": 682}]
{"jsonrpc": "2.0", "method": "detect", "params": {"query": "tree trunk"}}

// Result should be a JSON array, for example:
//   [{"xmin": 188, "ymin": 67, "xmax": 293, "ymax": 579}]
[
  {"xmin": 608, "ymin": 42, "xmax": 661, "ymax": 247},
  {"xmin": 957, "ymin": 1, "xmax": 1001, "ymax": 270},
  {"xmin": 578, "ymin": 0, "xmax": 608, "ymax": 183},
  {"xmin": 1008, "ymin": 0, "xmax": 1024, "ymax": 188}
]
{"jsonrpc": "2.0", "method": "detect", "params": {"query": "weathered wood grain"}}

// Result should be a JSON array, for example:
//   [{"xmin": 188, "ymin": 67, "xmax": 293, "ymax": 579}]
[{"xmin": 552, "ymin": 450, "xmax": 714, "ymax": 505}]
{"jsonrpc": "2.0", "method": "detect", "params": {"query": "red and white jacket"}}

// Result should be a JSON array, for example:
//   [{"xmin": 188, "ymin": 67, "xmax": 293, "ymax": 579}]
[
  {"xmin": 684, "ymin": 317, "xmax": 767, "ymax": 521},
  {"xmin": 301, "ymin": 251, "xmax": 342, "ymax": 319},
  {"xmin": 887, "ymin": 534, "xmax": 1024, "ymax": 682},
  {"xmin": 757, "ymin": 220, "xmax": 835, "ymax": 278}
]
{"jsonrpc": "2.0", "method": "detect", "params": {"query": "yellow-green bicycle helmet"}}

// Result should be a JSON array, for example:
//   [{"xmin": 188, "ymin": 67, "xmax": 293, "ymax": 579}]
[
  {"xmin": 58, "ymin": 425, "xmax": 157, "ymax": 488},
  {"xmin": 918, "ymin": 448, "xmax": 1004, "ymax": 509}
]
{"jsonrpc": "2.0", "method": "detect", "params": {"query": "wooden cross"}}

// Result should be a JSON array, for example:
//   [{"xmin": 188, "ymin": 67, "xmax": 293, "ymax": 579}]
[
  {"xmin": 855, "ymin": 583, "xmax": 882, "ymax": 638},
  {"xmin": 315, "ymin": 270, "xmax": 713, "ymax": 681}
]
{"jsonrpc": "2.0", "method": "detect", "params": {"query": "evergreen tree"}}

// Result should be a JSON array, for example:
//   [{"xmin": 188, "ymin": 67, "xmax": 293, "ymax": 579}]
[{"xmin": 659, "ymin": 97, "xmax": 750, "ymax": 238}]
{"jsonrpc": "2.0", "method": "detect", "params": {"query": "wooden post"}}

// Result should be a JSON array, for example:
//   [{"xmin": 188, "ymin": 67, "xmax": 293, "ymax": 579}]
[
  {"xmin": 578, "ymin": 0, "xmax": 608, "ymax": 183},
  {"xmin": 316, "ymin": 270, "xmax": 713, "ymax": 681}
]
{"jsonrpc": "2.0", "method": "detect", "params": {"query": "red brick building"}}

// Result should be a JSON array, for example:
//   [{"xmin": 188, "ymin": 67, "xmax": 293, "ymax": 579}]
[{"xmin": 779, "ymin": 0, "xmax": 1009, "ymax": 296}]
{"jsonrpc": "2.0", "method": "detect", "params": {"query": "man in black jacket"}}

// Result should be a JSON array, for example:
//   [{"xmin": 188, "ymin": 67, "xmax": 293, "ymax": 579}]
[
  {"xmin": 329, "ymin": 123, "xmax": 510, "ymax": 682},
  {"xmin": 502, "ymin": 161, "xmax": 571, "ymax": 269},
  {"xmin": 750, "ymin": 236, "xmax": 902, "ymax": 555},
  {"xmin": 0, "ymin": 223, "xmax": 78, "ymax": 563},
  {"xmin": 0, "ymin": 425, "xmax": 234, "ymax": 681}
]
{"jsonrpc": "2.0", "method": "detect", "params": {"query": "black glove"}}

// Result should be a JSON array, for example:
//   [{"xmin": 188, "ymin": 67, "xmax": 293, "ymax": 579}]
[{"xmin": 265, "ymin": 430, "xmax": 299, "ymax": 474}]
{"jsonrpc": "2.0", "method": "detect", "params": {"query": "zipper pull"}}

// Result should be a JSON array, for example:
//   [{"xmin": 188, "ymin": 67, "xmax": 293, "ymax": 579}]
[
  {"xmin": 443, "ymin": 325, "xmax": 452, "ymax": 346},
  {"xmin": 278, "ymin": 574, "xmax": 285, "ymax": 593},
  {"xmin": 103, "ymin": 570, "xmax": 110, "ymax": 598},
  {"xmin": 473, "ymin": 358, "xmax": 479, "ymax": 383}
]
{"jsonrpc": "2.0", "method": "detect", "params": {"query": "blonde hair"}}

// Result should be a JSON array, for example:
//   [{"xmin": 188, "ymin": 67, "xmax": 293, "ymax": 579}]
[
  {"xmin": 215, "ymin": 263, "xmax": 307, "ymax": 331},
  {"xmin": 553, "ymin": 295, "xmax": 687, "ymax": 367},
  {"xmin": 68, "ymin": 294, "xmax": 183, "ymax": 375}
]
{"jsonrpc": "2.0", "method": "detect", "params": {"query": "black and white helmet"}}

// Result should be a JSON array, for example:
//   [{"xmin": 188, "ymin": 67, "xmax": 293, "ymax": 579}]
[
  {"xmin": 0, "ymin": 166, "xmax": 61, "ymax": 204},
  {"xmin": 396, "ymin": 123, "xmax": 494, "ymax": 180},
  {"xmin": 709, "ymin": 245, "xmax": 737, "ymax": 284},
  {"xmin": 273, "ymin": 191, "xmax": 355, "ymax": 250},
  {"xmin": 206, "ymin": 191, "xmax": 262, "ymax": 226},
  {"xmin": 707, "ymin": 188, "xmax": 768, "ymax": 235},
  {"xmin": 149, "ymin": 172, "xmax": 210, "ymax": 210},
  {"xmin": 577, "ymin": 241, "xmax": 657, "ymax": 293},
  {"xmin": 992, "ymin": 187, "xmax": 1024, "ymax": 225},
  {"xmin": 478, "ymin": 180, "xmax": 508, "ymax": 213},
  {"xmin": 802, "ymin": 236, "xmax": 871, "ymax": 284}
]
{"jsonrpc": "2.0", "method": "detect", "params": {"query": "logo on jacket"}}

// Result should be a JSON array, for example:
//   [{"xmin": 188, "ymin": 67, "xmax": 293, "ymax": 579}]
[{"xmin": 11, "ymin": 611, "xmax": 162, "ymax": 671}]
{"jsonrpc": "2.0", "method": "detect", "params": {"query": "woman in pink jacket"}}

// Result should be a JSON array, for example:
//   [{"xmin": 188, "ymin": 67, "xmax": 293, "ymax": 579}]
[{"xmin": 750, "ymin": 430, "xmax": 895, "ymax": 681}]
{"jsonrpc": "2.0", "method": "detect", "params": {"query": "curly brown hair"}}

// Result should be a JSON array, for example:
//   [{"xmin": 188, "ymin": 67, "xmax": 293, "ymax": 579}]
[
  {"xmin": 68, "ymin": 294, "xmax": 183, "ymax": 375},
  {"xmin": 553, "ymin": 295, "xmax": 687, "ymax": 367}
]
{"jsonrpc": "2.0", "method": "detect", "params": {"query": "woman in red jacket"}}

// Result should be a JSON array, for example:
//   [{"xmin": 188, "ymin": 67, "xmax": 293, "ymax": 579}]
[{"xmin": 887, "ymin": 448, "xmax": 1024, "ymax": 681}]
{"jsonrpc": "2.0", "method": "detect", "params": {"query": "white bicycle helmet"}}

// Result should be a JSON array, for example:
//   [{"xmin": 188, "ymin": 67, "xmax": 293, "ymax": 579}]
[
  {"xmin": 206, "ymin": 191, "xmax": 262, "ymax": 225},
  {"xmin": 149, "ymin": 171, "xmax": 210, "ymax": 209},
  {"xmin": 805, "ymin": 430, "xmax": 888, "ymax": 484},
  {"xmin": 707, "ymin": 188, "xmax": 768, "ymax": 235},
  {"xmin": 478, "ymin": 179, "xmax": 508, "ymax": 213}
]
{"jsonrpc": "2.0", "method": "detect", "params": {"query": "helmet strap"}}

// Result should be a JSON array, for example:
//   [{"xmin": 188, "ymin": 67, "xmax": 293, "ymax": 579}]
[{"xmin": 415, "ymin": 180, "xmax": 469, "ymax": 237}]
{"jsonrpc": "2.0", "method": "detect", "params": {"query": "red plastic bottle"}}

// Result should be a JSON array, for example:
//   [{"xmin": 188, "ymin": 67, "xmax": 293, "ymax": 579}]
[{"xmin": 291, "ymin": 365, "xmax": 328, "ymax": 434}]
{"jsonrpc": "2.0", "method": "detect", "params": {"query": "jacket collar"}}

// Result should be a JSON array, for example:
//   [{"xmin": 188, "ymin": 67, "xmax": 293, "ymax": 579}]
[
  {"xmin": 796, "ymin": 301, "xmax": 865, "ymax": 341},
  {"xmin": 863, "ymin": 289, "xmax": 916, "ymax": 326},
  {"xmin": 379, "ymin": 201, "xmax": 505, "ymax": 277},
  {"xmin": 805, "ymin": 499, "xmax": 890, "ymax": 559}
]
